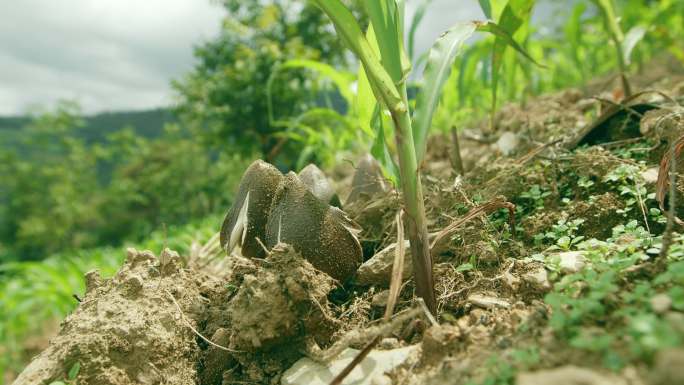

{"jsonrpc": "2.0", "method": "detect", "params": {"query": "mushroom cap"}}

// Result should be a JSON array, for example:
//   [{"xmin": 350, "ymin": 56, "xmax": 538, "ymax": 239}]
[
  {"xmin": 220, "ymin": 160, "xmax": 283, "ymax": 258},
  {"xmin": 265, "ymin": 172, "xmax": 362, "ymax": 282},
  {"xmin": 298, "ymin": 163, "xmax": 341, "ymax": 207},
  {"xmin": 346, "ymin": 154, "xmax": 389, "ymax": 205}
]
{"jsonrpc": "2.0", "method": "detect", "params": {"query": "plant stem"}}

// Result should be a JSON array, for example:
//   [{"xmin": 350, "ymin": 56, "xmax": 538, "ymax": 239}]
[
  {"xmin": 450, "ymin": 126, "xmax": 465, "ymax": 176},
  {"xmin": 390, "ymin": 84, "xmax": 436, "ymax": 314},
  {"xmin": 612, "ymin": 36, "xmax": 632, "ymax": 98}
]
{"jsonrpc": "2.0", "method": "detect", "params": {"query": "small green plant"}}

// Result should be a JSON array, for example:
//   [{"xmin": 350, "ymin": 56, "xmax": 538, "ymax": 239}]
[
  {"xmin": 544, "ymin": 223, "xmax": 684, "ymax": 371},
  {"xmin": 535, "ymin": 218, "xmax": 586, "ymax": 251},
  {"xmin": 48, "ymin": 361, "xmax": 80, "ymax": 385},
  {"xmin": 311, "ymin": 0, "xmax": 538, "ymax": 313},
  {"xmin": 519, "ymin": 184, "xmax": 551, "ymax": 211}
]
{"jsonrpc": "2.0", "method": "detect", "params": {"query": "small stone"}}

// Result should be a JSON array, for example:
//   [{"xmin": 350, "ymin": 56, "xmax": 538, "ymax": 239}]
[
  {"xmin": 467, "ymin": 294, "xmax": 510, "ymax": 309},
  {"xmin": 281, "ymin": 345, "xmax": 419, "ymax": 385},
  {"xmin": 84, "ymin": 269, "xmax": 102, "ymax": 294},
  {"xmin": 126, "ymin": 247, "xmax": 138, "ymax": 260},
  {"xmin": 494, "ymin": 131, "xmax": 519, "ymax": 155},
  {"xmin": 123, "ymin": 275, "xmax": 144, "ymax": 298},
  {"xmin": 160, "ymin": 248, "xmax": 182, "ymax": 275},
  {"xmin": 650, "ymin": 293, "xmax": 672, "ymax": 314},
  {"xmin": 553, "ymin": 251, "xmax": 587, "ymax": 274},
  {"xmin": 640, "ymin": 167, "xmax": 659, "ymax": 185},
  {"xmin": 371, "ymin": 290, "xmax": 390, "ymax": 308},
  {"xmin": 355, "ymin": 240, "xmax": 412, "ymax": 287},
  {"xmin": 378, "ymin": 337, "xmax": 400, "ymax": 350},
  {"xmin": 371, "ymin": 375, "xmax": 392, "ymax": 385},
  {"xmin": 421, "ymin": 324, "xmax": 461, "ymax": 364},
  {"xmin": 503, "ymin": 271, "xmax": 521, "ymax": 292},
  {"xmin": 522, "ymin": 266, "xmax": 551, "ymax": 291},
  {"xmin": 517, "ymin": 365, "xmax": 627, "ymax": 385}
]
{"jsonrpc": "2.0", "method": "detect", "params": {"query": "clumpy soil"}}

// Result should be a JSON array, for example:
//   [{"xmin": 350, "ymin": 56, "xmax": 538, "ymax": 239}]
[{"xmin": 13, "ymin": 63, "xmax": 684, "ymax": 385}]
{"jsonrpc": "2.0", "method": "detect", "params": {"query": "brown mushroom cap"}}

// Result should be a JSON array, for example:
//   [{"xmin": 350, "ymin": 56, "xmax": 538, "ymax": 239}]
[
  {"xmin": 298, "ymin": 163, "xmax": 341, "ymax": 207},
  {"xmin": 346, "ymin": 154, "xmax": 390, "ymax": 205},
  {"xmin": 265, "ymin": 172, "xmax": 362, "ymax": 281},
  {"xmin": 220, "ymin": 160, "xmax": 283, "ymax": 258}
]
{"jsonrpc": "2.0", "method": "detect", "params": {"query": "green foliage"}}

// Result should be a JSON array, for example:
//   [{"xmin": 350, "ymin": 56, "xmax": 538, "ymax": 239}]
[
  {"xmin": 173, "ymin": 0, "xmax": 359, "ymax": 161},
  {"xmin": 0, "ymin": 103, "xmax": 251, "ymax": 262},
  {"xmin": 544, "ymin": 223, "xmax": 684, "ymax": 370}
]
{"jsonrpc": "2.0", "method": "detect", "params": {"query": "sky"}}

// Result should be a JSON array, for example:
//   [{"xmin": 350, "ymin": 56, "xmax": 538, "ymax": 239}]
[{"xmin": 0, "ymin": 0, "xmax": 488, "ymax": 116}]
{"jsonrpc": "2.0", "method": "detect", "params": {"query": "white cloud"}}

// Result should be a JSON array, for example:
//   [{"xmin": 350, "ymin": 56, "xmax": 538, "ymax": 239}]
[
  {"xmin": 0, "ymin": 0, "xmax": 225, "ymax": 115},
  {"xmin": 3, "ymin": 0, "xmax": 550, "ymax": 116}
]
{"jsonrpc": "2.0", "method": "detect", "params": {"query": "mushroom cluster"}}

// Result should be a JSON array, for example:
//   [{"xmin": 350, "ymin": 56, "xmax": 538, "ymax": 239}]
[{"xmin": 219, "ymin": 160, "xmax": 364, "ymax": 282}]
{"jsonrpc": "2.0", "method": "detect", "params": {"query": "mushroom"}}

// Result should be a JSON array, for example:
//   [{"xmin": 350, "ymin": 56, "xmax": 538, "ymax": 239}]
[
  {"xmin": 298, "ymin": 163, "xmax": 341, "ymax": 207},
  {"xmin": 265, "ymin": 172, "xmax": 362, "ymax": 282},
  {"xmin": 346, "ymin": 154, "xmax": 390, "ymax": 205},
  {"xmin": 220, "ymin": 160, "xmax": 283, "ymax": 258}
]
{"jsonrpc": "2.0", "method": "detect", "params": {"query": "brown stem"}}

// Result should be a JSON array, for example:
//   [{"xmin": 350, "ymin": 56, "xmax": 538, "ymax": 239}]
[{"xmin": 450, "ymin": 127, "xmax": 465, "ymax": 176}]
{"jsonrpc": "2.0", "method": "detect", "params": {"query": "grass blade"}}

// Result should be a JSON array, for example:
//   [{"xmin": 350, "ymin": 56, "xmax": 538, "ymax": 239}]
[
  {"xmin": 370, "ymin": 106, "xmax": 399, "ymax": 185},
  {"xmin": 311, "ymin": 0, "xmax": 405, "ymax": 113},
  {"xmin": 622, "ymin": 25, "xmax": 647, "ymax": 65},
  {"xmin": 364, "ymin": 0, "xmax": 411, "ymax": 81},
  {"xmin": 483, "ymin": 0, "xmax": 537, "ymax": 128},
  {"xmin": 408, "ymin": 0, "xmax": 432, "ymax": 60},
  {"xmin": 412, "ymin": 22, "xmax": 477, "ymax": 163},
  {"xmin": 478, "ymin": 0, "xmax": 493, "ymax": 19}
]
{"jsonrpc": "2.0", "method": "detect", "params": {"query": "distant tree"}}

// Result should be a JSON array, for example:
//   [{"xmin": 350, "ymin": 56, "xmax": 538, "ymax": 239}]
[{"xmin": 173, "ymin": 0, "xmax": 361, "ymax": 160}]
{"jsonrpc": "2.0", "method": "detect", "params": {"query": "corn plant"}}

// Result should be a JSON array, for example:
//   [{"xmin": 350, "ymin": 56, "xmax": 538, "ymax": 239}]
[
  {"xmin": 478, "ymin": 0, "xmax": 538, "ymax": 129},
  {"xmin": 591, "ymin": 0, "xmax": 647, "ymax": 98},
  {"xmin": 311, "ymin": 0, "xmax": 537, "ymax": 313}
]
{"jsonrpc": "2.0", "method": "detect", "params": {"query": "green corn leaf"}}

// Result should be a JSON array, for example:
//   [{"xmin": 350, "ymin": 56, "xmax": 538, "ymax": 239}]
[
  {"xmin": 486, "ymin": 0, "xmax": 537, "ymax": 127},
  {"xmin": 622, "ymin": 25, "xmax": 647, "ymax": 65},
  {"xmin": 592, "ymin": 0, "xmax": 624, "ymax": 42},
  {"xmin": 311, "ymin": 0, "xmax": 405, "ymax": 113},
  {"xmin": 357, "ymin": 63, "xmax": 376, "ymax": 136},
  {"xmin": 408, "ymin": 0, "xmax": 433, "ymax": 60},
  {"xmin": 370, "ymin": 106, "xmax": 399, "ymax": 185},
  {"xmin": 356, "ymin": 25, "xmax": 381, "ymax": 137},
  {"xmin": 412, "ymin": 21, "xmax": 477, "ymax": 163},
  {"xmin": 68, "ymin": 362, "xmax": 81, "ymax": 380},
  {"xmin": 478, "ymin": 0, "xmax": 493, "ymax": 19},
  {"xmin": 364, "ymin": 0, "xmax": 411, "ymax": 82}
]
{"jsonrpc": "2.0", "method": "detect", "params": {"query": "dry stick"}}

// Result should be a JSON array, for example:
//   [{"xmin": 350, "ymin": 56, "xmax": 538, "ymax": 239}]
[
  {"xmin": 431, "ymin": 199, "xmax": 516, "ymax": 254},
  {"xmin": 329, "ymin": 212, "xmax": 408, "ymax": 385},
  {"xmin": 660, "ymin": 143, "xmax": 677, "ymax": 260},
  {"xmin": 164, "ymin": 289, "xmax": 241, "ymax": 353}
]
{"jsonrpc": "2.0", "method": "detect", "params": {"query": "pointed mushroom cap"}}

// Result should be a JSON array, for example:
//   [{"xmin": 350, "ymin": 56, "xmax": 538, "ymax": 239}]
[
  {"xmin": 220, "ymin": 160, "xmax": 283, "ymax": 258},
  {"xmin": 265, "ymin": 172, "xmax": 362, "ymax": 281},
  {"xmin": 346, "ymin": 154, "xmax": 390, "ymax": 205},
  {"xmin": 298, "ymin": 163, "xmax": 341, "ymax": 206}
]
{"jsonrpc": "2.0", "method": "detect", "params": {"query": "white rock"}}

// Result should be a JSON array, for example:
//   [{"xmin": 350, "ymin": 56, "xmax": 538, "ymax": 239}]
[
  {"xmin": 467, "ymin": 294, "xmax": 510, "ymax": 309},
  {"xmin": 355, "ymin": 240, "xmax": 412, "ymax": 287},
  {"xmin": 517, "ymin": 365, "xmax": 627, "ymax": 385},
  {"xmin": 495, "ymin": 131, "xmax": 519, "ymax": 155},
  {"xmin": 554, "ymin": 251, "xmax": 587, "ymax": 274},
  {"xmin": 281, "ymin": 345, "xmax": 419, "ymax": 385},
  {"xmin": 522, "ymin": 266, "xmax": 551, "ymax": 291},
  {"xmin": 650, "ymin": 293, "xmax": 672, "ymax": 314},
  {"xmin": 641, "ymin": 167, "xmax": 659, "ymax": 185}
]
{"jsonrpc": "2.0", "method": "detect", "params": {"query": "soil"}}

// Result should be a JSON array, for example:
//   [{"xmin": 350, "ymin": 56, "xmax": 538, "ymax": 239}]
[{"xmin": 12, "ymin": 63, "xmax": 684, "ymax": 385}]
